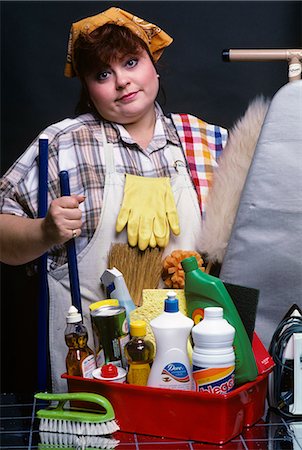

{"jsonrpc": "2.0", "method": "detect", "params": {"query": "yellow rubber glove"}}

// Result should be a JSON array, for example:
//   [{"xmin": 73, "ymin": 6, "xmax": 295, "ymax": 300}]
[{"xmin": 116, "ymin": 174, "xmax": 180, "ymax": 251}]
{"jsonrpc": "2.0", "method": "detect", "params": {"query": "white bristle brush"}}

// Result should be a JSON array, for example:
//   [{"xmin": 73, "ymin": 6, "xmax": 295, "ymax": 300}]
[
  {"xmin": 39, "ymin": 430, "xmax": 120, "ymax": 449},
  {"xmin": 35, "ymin": 392, "xmax": 119, "ymax": 436}
]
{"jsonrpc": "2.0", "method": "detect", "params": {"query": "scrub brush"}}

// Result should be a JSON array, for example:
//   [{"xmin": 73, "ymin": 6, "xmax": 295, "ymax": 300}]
[
  {"xmin": 35, "ymin": 392, "xmax": 119, "ymax": 436},
  {"xmin": 39, "ymin": 431, "xmax": 120, "ymax": 449}
]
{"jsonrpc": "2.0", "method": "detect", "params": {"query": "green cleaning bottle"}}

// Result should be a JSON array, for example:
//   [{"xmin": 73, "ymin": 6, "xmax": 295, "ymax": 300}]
[{"xmin": 181, "ymin": 256, "xmax": 258, "ymax": 385}]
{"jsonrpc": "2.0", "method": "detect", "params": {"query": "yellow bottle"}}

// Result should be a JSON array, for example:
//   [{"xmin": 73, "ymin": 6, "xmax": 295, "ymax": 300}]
[{"xmin": 124, "ymin": 320, "xmax": 154, "ymax": 386}]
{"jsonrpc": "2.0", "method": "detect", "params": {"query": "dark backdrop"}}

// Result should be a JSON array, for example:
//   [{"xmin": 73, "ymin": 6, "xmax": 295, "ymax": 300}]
[{"xmin": 1, "ymin": 1, "xmax": 301, "ymax": 392}]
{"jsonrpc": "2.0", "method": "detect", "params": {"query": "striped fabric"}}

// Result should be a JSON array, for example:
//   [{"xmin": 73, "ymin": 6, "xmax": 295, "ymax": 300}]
[{"xmin": 171, "ymin": 113, "xmax": 227, "ymax": 214}]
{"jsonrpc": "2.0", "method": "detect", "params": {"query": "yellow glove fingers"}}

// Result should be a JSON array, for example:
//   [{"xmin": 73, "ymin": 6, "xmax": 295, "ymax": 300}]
[
  {"xmin": 116, "ymin": 206, "xmax": 130, "ymax": 233},
  {"xmin": 163, "ymin": 224, "xmax": 170, "ymax": 248},
  {"xmin": 116, "ymin": 174, "xmax": 180, "ymax": 250},
  {"xmin": 149, "ymin": 231, "xmax": 157, "ymax": 248},
  {"xmin": 167, "ymin": 210, "xmax": 180, "ymax": 236},
  {"xmin": 127, "ymin": 210, "xmax": 140, "ymax": 247},
  {"xmin": 154, "ymin": 217, "xmax": 168, "ymax": 247},
  {"xmin": 153, "ymin": 214, "xmax": 167, "ymax": 236},
  {"xmin": 154, "ymin": 219, "xmax": 170, "ymax": 248},
  {"xmin": 165, "ymin": 180, "xmax": 180, "ymax": 235},
  {"xmin": 138, "ymin": 216, "xmax": 153, "ymax": 251}
]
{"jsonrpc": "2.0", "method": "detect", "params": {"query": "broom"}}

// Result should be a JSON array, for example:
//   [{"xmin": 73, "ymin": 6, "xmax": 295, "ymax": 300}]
[{"xmin": 108, "ymin": 243, "xmax": 163, "ymax": 307}]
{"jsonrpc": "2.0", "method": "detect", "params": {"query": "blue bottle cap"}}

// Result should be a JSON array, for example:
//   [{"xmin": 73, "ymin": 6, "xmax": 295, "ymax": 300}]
[{"xmin": 164, "ymin": 291, "xmax": 179, "ymax": 313}]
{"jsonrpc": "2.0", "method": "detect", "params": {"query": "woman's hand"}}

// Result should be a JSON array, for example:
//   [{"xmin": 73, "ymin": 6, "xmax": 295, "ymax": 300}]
[
  {"xmin": 0, "ymin": 194, "xmax": 85, "ymax": 265},
  {"xmin": 42, "ymin": 194, "xmax": 85, "ymax": 245}
]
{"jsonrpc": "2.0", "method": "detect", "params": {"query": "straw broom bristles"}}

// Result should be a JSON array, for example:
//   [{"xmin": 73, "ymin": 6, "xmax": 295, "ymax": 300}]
[{"xmin": 108, "ymin": 243, "xmax": 163, "ymax": 307}]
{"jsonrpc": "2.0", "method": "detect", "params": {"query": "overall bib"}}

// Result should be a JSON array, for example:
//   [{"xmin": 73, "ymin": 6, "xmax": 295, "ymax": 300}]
[{"xmin": 48, "ymin": 124, "xmax": 203, "ymax": 392}]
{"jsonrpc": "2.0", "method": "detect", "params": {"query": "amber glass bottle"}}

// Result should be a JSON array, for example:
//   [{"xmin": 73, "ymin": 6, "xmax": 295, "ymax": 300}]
[{"xmin": 65, "ymin": 306, "xmax": 96, "ymax": 378}]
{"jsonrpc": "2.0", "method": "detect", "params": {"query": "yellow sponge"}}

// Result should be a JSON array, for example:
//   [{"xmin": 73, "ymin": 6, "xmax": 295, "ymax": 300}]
[{"xmin": 129, "ymin": 289, "xmax": 187, "ymax": 351}]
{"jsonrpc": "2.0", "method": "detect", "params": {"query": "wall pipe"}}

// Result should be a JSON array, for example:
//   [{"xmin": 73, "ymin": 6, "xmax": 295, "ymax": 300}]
[{"xmin": 222, "ymin": 49, "xmax": 302, "ymax": 81}]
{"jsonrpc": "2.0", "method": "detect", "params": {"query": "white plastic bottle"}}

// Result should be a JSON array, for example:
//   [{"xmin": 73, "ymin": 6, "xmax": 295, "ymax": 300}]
[
  {"xmin": 192, "ymin": 307, "xmax": 235, "ymax": 394},
  {"xmin": 147, "ymin": 291, "xmax": 194, "ymax": 390}
]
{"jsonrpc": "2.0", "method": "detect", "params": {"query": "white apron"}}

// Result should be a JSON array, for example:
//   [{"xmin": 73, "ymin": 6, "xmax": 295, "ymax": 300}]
[{"xmin": 48, "ymin": 124, "xmax": 203, "ymax": 392}]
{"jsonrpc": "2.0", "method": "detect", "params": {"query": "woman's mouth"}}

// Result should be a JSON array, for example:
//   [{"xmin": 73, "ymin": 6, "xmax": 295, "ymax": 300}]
[{"xmin": 117, "ymin": 91, "xmax": 139, "ymax": 103}]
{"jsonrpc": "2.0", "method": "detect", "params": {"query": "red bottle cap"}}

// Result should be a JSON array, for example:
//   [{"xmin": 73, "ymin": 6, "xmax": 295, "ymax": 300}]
[{"xmin": 101, "ymin": 363, "xmax": 118, "ymax": 378}]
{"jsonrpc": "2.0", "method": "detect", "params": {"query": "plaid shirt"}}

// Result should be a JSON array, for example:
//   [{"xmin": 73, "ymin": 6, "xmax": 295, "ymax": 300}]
[{"xmin": 0, "ymin": 104, "xmax": 227, "ymax": 269}]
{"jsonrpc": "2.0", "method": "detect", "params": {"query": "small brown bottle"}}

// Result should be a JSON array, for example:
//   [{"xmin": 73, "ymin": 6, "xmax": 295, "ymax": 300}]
[
  {"xmin": 65, "ymin": 306, "xmax": 96, "ymax": 378},
  {"xmin": 124, "ymin": 320, "xmax": 154, "ymax": 386}
]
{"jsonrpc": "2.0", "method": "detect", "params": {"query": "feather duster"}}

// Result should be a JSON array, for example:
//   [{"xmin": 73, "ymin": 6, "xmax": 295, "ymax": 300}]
[{"xmin": 200, "ymin": 96, "xmax": 270, "ymax": 263}]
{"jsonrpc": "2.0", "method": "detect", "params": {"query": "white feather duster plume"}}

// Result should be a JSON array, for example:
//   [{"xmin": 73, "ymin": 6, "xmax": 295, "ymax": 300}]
[{"xmin": 200, "ymin": 96, "xmax": 270, "ymax": 263}]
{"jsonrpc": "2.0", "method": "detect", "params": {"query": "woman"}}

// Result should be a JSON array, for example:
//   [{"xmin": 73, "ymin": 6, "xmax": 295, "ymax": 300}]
[{"xmin": 0, "ymin": 7, "xmax": 227, "ymax": 391}]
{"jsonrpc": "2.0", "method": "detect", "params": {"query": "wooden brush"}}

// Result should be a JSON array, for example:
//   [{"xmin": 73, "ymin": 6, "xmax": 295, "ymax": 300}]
[{"xmin": 108, "ymin": 243, "xmax": 163, "ymax": 306}]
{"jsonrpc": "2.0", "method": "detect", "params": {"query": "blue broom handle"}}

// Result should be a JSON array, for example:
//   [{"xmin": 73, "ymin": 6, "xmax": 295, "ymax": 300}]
[
  {"xmin": 59, "ymin": 170, "xmax": 83, "ymax": 317},
  {"xmin": 37, "ymin": 134, "xmax": 49, "ymax": 391}
]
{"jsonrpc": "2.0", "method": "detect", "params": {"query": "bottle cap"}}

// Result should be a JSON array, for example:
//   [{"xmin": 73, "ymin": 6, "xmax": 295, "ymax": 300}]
[
  {"xmin": 101, "ymin": 363, "xmax": 118, "ymax": 378},
  {"xmin": 93, "ymin": 364, "xmax": 127, "ymax": 383},
  {"xmin": 89, "ymin": 299, "xmax": 119, "ymax": 311},
  {"xmin": 204, "ymin": 307, "xmax": 223, "ymax": 318},
  {"xmin": 181, "ymin": 256, "xmax": 198, "ymax": 272},
  {"xmin": 164, "ymin": 291, "xmax": 179, "ymax": 313},
  {"xmin": 66, "ymin": 305, "xmax": 82, "ymax": 323},
  {"xmin": 130, "ymin": 320, "xmax": 146, "ymax": 336}
]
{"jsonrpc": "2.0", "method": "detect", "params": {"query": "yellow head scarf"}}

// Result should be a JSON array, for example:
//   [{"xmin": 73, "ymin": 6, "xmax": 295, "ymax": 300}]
[{"xmin": 64, "ymin": 7, "xmax": 173, "ymax": 78}]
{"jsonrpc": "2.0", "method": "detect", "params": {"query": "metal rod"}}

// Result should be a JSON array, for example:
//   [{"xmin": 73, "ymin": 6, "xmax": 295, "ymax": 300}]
[
  {"xmin": 222, "ymin": 49, "xmax": 302, "ymax": 62},
  {"xmin": 222, "ymin": 49, "xmax": 302, "ymax": 82}
]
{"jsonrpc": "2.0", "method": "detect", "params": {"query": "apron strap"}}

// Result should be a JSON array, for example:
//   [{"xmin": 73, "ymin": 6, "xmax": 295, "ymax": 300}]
[
  {"xmin": 100, "ymin": 123, "xmax": 115, "ymax": 174},
  {"xmin": 166, "ymin": 144, "xmax": 189, "ymax": 176}
]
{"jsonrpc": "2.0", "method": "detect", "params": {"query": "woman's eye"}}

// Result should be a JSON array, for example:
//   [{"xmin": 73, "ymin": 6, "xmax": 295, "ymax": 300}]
[
  {"xmin": 126, "ymin": 58, "xmax": 138, "ymax": 68},
  {"xmin": 96, "ymin": 71, "xmax": 110, "ymax": 81}
]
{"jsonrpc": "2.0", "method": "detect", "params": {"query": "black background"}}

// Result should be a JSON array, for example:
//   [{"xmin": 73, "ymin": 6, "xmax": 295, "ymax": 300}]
[{"xmin": 1, "ymin": 1, "xmax": 301, "ymax": 392}]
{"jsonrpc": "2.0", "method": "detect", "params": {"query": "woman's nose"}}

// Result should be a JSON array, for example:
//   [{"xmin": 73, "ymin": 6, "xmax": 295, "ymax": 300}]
[{"xmin": 115, "ymin": 71, "xmax": 130, "ymax": 90}]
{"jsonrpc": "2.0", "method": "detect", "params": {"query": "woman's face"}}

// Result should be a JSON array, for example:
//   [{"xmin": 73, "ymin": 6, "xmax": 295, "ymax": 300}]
[{"xmin": 85, "ymin": 50, "xmax": 159, "ymax": 125}]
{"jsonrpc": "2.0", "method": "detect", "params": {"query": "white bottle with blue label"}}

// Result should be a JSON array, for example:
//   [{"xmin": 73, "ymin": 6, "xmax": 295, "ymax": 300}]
[{"xmin": 147, "ymin": 291, "xmax": 194, "ymax": 390}]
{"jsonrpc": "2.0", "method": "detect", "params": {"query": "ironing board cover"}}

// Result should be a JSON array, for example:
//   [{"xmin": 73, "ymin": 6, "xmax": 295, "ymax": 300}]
[{"xmin": 219, "ymin": 80, "xmax": 302, "ymax": 348}]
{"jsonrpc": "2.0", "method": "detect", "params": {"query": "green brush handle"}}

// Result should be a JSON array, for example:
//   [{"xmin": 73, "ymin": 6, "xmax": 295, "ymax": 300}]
[{"xmin": 35, "ymin": 392, "xmax": 115, "ymax": 423}]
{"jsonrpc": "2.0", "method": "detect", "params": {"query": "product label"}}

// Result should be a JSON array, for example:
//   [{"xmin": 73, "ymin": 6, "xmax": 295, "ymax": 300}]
[
  {"xmin": 192, "ymin": 307, "xmax": 205, "ymax": 325},
  {"xmin": 119, "ymin": 333, "xmax": 130, "ymax": 369},
  {"xmin": 112, "ymin": 338, "xmax": 121, "ymax": 359},
  {"xmin": 127, "ymin": 363, "xmax": 150, "ymax": 386},
  {"xmin": 96, "ymin": 348, "xmax": 105, "ymax": 368},
  {"xmin": 81, "ymin": 354, "xmax": 97, "ymax": 379},
  {"xmin": 192, "ymin": 365, "xmax": 235, "ymax": 394},
  {"xmin": 122, "ymin": 318, "xmax": 129, "ymax": 334},
  {"xmin": 161, "ymin": 362, "xmax": 190, "ymax": 386}
]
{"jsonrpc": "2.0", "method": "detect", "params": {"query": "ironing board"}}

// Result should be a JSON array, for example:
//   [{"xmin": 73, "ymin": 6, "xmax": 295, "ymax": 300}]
[{"xmin": 219, "ymin": 80, "xmax": 302, "ymax": 348}]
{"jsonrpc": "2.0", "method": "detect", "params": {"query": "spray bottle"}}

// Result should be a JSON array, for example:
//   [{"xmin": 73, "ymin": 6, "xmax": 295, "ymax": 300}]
[
  {"xmin": 181, "ymin": 256, "xmax": 258, "ymax": 385},
  {"xmin": 100, "ymin": 267, "xmax": 136, "ymax": 326}
]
